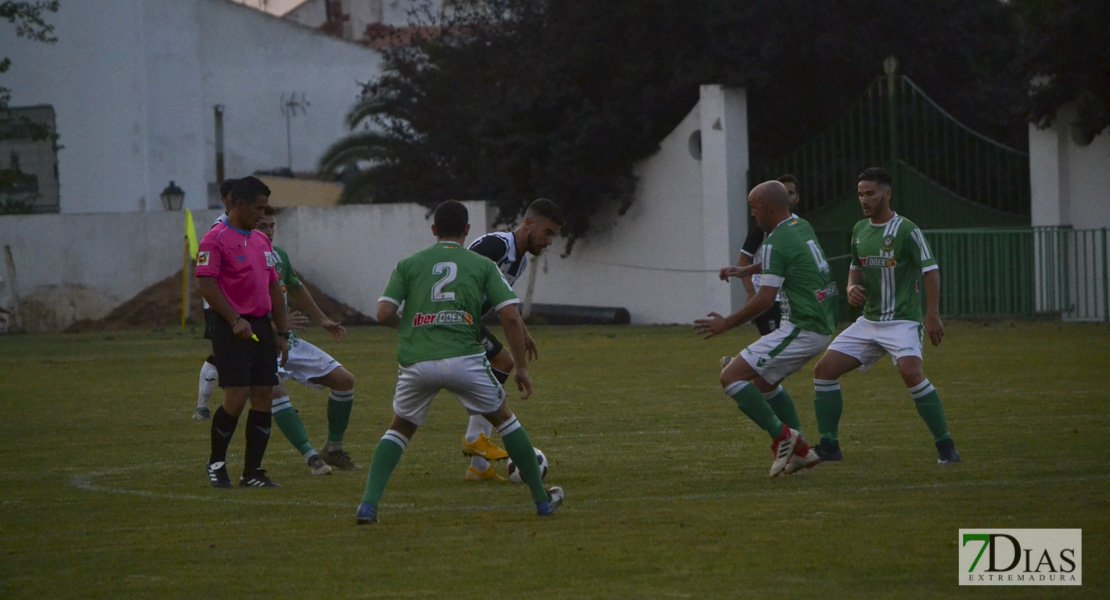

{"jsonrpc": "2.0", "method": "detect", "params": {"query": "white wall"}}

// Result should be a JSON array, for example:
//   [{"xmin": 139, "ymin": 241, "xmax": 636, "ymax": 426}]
[
  {"xmin": 525, "ymin": 86, "xmax": 750, "ymax": 324},
  {"xmin": 0, "ymin": 0, "xmax": 381, "ymax": 214},
  {"xmin": 274, "ymin": 201, "xmax": 490, "ymax": 315},
  {"xmin": 1029, "ymin": 103, "xmax": 1110, "ymax": 228},
  {"xmin": 0, "ymin": 202, "xmax": 487, "ymax": 332}
]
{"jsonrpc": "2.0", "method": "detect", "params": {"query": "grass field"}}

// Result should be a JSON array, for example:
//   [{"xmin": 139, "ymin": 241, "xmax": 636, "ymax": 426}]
[{"xmin": 1, "ymin": 321, "xmax": 1107, "ymax": 598}]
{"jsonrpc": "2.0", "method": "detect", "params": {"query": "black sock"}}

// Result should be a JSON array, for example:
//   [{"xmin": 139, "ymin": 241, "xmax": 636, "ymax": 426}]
[
  {"xmin": 243, "ymin": 410, "xmax": 272, "ymax": 476},
  {"xmin": 209, "ymin": 406, "xmax": 239, "ymax": 465},
  {"xmin": 491, "ymin": 369, "xmax": 510, "ymax": 384}
]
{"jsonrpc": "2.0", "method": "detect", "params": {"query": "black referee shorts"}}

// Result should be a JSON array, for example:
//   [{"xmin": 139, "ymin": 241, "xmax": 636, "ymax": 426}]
[
  {"xmin": 477, "ymin": 325, "xmax": 504, "ymax": 361},
  {"xmin": 209, "ymin": 315, "xmax": 279, "ymax": 388},
  {"xmin": 753, "ymin": 302, "xmax": 783, "ymax": 337}
]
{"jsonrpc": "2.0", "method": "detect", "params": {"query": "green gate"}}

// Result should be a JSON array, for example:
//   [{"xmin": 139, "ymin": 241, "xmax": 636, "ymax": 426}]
[
  {"xmin": 749, "ymin": 59, "xmax": 1033, "ymax": 321},
  {"xmin": 749, "ymin": 62, "xmax": 1031, "ymax": 232}
]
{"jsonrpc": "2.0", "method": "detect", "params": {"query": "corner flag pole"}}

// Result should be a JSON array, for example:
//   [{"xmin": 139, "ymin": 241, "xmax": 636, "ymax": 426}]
[
  {"xmin": 182, "ymin": 236, "xmax": 189, "ymax": 329},
  {"xmin": 183, "ymin": 210, "xmax": 199, "ymax": 330}
]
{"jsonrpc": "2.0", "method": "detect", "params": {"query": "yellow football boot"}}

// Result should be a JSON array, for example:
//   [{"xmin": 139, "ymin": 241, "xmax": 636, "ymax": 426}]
[
  {"xmin": 461, "ymin": 433, "xmax": 509, "ymax": 461},
  {"xmin": 464, "ymin": 465, "xmax": 506, "ymax": 482}
]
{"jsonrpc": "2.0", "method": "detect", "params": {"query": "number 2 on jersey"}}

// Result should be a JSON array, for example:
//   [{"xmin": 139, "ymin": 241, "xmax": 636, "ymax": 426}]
[{"xmin": 431, "ymin": 262, "xmax": 457, "ymax": 301}]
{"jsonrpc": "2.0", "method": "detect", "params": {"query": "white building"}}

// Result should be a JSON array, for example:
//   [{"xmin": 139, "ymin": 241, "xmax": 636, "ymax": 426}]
[{"xmin": 0, "ymin": 0, "xmax": 383, "ymax": 213}]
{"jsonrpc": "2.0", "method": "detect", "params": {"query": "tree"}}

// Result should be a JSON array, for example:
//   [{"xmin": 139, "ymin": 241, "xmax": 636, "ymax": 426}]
[
  {"xmin": 1017, "ymin": 0, "xmax": 1110, "ymax": 144},
  {"xmin": 320, "ymin": 0, "xmax": 1025, "ymax": 248},
  {"xmin": 1, "ymin": 1, "xmax": 59, "ymax": 214}
]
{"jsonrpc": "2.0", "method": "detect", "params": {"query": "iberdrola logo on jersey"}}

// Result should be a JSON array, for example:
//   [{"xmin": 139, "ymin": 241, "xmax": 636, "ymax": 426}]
[{"xmin": 413, "ymin": 310, "xmax": 474, "ymax": 327}]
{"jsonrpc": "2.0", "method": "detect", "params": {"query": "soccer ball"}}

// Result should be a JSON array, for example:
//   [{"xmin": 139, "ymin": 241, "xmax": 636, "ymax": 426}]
[{"xmin": 506, "ymin": 448, "xmax": 548, "ymax": 484}]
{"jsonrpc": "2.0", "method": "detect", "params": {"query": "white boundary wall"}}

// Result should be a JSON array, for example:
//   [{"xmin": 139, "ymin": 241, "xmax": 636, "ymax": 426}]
[
  {"xmin": 0, "ymin": 86, "xmax": 750, "ymax": 331},
  {"xmin": 0, "ymin": 202, "xmax": 489, "ymax": 333}
]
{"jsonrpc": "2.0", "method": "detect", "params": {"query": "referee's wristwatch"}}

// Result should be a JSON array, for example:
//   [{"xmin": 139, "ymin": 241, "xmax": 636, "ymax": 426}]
[{"xmin": 277, "ymin": 331, "xmax": 291, "ymax": 339}]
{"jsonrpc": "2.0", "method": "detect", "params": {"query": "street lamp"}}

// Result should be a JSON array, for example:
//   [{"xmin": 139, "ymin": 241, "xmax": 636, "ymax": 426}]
[{"xmin": 160, "ymin": 180, "xmax": 185, "ymax": 210}]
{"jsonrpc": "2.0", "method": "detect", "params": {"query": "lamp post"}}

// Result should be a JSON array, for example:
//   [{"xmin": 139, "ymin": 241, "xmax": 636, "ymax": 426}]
[{"xmin": 160, "ymin": 180, "xmax": 185, "ymax": 211}]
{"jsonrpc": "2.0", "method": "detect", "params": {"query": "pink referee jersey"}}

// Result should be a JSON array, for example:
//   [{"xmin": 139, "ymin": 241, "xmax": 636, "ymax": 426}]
[{"xmin": 195, "ymin": 222, "xmax": 279, "ymax": 318}]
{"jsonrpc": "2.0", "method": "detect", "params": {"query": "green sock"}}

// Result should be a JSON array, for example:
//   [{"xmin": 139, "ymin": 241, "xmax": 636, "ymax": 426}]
[
  {"xmin": 499, "ymin": 420, "xmax": 549, "ymax": 503},
  {"xmin": 764, "ymin": 386, "xmax": 802, "ymax": 431},
  {"xmin": 272, "ymin": 397, "xmax": 313, "ymax": 455},
  {"xmin": 909, "ymin": 380, "xmax": 951, "ymax": 442},
  {"xmin": 725, "ymin": 380, "xmax": 784, "ymax": 437},
  {"xmin": 326, "ymin": 389, "xmax": 354, "ymax": 445},
  {"xmin": 813, "ymin": 379, "xmax": 843, "ymax": 442},
  {"xmin": 361, "ymin": 431, "xmax": 408, "ymax": 507}
]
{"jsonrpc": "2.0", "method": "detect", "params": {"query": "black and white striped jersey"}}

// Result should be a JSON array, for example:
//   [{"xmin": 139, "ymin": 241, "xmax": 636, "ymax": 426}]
[{"xmin": 468, "ymin": 231, "xmax": 528, "ymax": 287}]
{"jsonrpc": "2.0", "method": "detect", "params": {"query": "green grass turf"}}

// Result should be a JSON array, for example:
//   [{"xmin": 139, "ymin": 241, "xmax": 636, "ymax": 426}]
[{"xmin": 0, "ymin": 321, "xmax": 1107, "ymax": 598}]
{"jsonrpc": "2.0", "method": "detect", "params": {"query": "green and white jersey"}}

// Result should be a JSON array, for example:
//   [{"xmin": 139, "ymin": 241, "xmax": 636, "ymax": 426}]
[
  {"xmin": 849, "ymin": 213, "xmax": 938, "ymax": 323},
  {"xmin": 380, "ymin": 242, "xmax": 519, "ymax": 367},
  {"xmin": 272, "ymin": 245, "xmax": 301, "ymax": 341},
  {"xmin": 757, "ymin": 216, "xmax": 838, "ymax": 336},
  {"xmin": 272, "ymin": 246, "xmax": 301, "ymax": 293}
]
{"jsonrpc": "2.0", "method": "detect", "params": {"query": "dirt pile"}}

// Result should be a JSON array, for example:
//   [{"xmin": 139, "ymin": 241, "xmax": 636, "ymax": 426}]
[{"xmin": 65, "ymin": 266, "xmax": 375, "ymax": 333}]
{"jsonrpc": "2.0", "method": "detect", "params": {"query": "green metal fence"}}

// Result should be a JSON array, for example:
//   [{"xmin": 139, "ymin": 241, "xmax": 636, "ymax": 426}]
[
  {"xmin": 923, "ymin": 227, "xmax": 1110, "ymax": 321},
  {"xmin": 750, "ymin": 73, "xmax": 1031, "ymax": 221}
]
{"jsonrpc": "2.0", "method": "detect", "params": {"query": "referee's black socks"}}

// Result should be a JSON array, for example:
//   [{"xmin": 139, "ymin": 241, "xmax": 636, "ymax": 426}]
[
  {"xmin": 209, "ymin": 406, "xmax": 238, "ymax": 466},
  {"xmin": 243, "ymin": 409, "xmax": 272, "ymax": 476}
]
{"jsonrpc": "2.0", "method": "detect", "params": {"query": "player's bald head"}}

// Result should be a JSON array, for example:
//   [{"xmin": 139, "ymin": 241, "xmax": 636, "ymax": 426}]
[{"xmin": 748, "ymin": 180, "xmax": 791, "ymax": 211}]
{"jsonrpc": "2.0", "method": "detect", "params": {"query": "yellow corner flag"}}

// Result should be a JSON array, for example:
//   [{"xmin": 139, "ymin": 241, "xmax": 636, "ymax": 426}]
[{"xmin": 185, "ymin": 209, "xmax": 199, "ymax": 260}]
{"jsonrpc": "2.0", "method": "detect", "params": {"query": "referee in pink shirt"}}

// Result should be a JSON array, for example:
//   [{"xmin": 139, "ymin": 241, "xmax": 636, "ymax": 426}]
[{"xmin": 196, "ymin": 176, "xmax": 290, "ymax": 488}]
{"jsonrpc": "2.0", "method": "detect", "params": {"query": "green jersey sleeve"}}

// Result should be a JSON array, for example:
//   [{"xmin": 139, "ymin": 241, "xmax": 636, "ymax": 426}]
[
  {"xmin": 483, "ymin": 259, "xmax": 520, "ymax": 311},
  {"xmin": 379, "ymin": 260, "xmax": 409, "ymax": 306}
]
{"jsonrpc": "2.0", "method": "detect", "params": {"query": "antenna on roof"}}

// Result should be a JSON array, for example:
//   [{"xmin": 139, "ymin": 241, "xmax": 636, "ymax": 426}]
[{"xmin": 280, "ymin": 92, "xmax": 310, "ymax": 172}]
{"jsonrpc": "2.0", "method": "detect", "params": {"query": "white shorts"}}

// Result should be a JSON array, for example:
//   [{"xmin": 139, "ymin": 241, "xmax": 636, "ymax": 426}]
[
  {"xmin": 826, "ymin": 317, "xmax": 923, "ymax": 371},
  {"xmin": 392, "ymin": 353, "xmax": 505, "ymax": 427},
  {"xmin": 739, "ymin": 324, "xmax": 830, "ymax": 385},
  {"xmin": 277, "ymin": 337, "xmax": 341, "ymax": 390}
]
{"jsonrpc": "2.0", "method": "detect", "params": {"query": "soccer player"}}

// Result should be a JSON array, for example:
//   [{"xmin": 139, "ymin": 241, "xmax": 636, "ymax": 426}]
[
  {"xmin": 696, "ymin": 180, "xmax": 836, "ymax": 477},
  {"xmin": 356, "ymin": 200, "xmax": 563, "ymax": 524},
  {"xmin": 810, "ymin": 167, "xmax": 959, "ymax": 464},
  {"xmin": 196, "ymin": 176, "xmax": 289, "ymax": 489},
  {"xmin": 254, "ymin": 208, "xmax": 359, "ymax": 476},
  {"xmin": 734, "ymin": 174, "xmax": 802, "ymax": 336},
  {"xmin": 460, "ymin": 198, "xmax": 564, "ymax": 482},
  {"xmin": 193, "ymin": 178, "xmax": 238, "ymax": 421}
]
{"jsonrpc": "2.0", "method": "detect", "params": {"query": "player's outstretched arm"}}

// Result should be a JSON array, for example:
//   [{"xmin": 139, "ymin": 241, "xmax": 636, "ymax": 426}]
[
  {"xmin": 522, "ymin": 324, "xmax": 538, "ymax": 361},
  {"xmin": 376, "ymin": 301, "xmax": 401, "ymax": 329},
  {"xmin": 693, "ymin": 285, "xmax": 777, "ymax": 339},
  {"xmin": 289, "ymin": 285, "xmax": 346, "ymax": 342},
  {"xmin": 923, "ymin": 269, "xmax": 944, "ymax": 346},
  {"xmin": 719, "ymin": 262, "xmax": 762, "ymax": 283},
  {"xmin": 736, "ymin": 253, "xmax": 757, "ymax": 298},
  {"xmin": 498, "ymin": 304, "xmax": 532, "ymax": 399}
]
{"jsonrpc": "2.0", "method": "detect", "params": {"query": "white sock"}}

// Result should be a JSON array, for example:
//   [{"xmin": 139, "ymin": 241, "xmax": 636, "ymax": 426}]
[
  {"xmin": 197, "ymin": 361, "xmax": 218, "ymax": 409},
  {"xmin": 465, "ymin": 414, "xmax": 493, "ymax": 444},
  {"xmin": 466, "ymin": 415, "xmax": 494, "ymax": 471}
]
